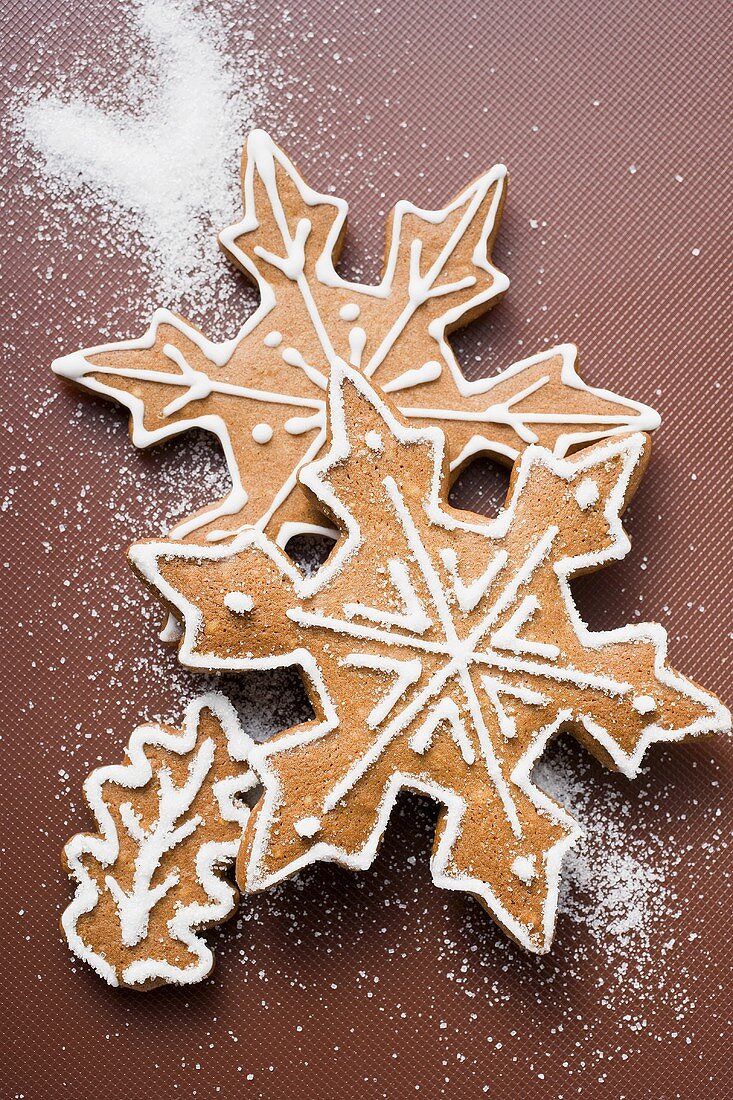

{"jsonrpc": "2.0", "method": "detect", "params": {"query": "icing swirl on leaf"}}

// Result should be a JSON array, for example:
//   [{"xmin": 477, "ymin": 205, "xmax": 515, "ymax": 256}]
[{"xmin": 62, "ymin": 694, "xmax": 257, "ymax": 989}]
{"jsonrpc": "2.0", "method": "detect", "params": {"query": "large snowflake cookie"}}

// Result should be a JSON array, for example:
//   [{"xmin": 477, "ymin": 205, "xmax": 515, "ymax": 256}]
[
  {"xmin": 53, "ymin": 129, "xmax": 659, "ymax": 548},
  {"xmin": 129, "ymin": 364, "xmax": 729, "ymax": 953},
  {"xmin": 62, "ymin": 693, "xmax": 257, "ymax": 989}
]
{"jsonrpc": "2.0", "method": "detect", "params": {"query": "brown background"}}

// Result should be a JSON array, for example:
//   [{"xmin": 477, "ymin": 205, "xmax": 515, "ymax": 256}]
[{"xmin": 2, "ymin": 0, "xmax": 731, "ymax": 1097}]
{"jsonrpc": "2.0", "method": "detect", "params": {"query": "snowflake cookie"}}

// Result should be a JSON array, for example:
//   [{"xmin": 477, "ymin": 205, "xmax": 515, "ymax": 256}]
[
  {"xmin": 52, "ymin": 129, "xmax": 659, "ymax": 547},
  {"xmin": 128, "ymin": 365, "xmax": 729, "ymax": 953},
  {"xmin": 62, "ymin": 693, "xmax": 257, "ymax": 988}
]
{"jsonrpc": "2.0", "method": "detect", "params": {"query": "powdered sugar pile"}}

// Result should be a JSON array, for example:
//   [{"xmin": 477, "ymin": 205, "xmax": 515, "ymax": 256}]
[
  {"xmin": 15, "ymin": 0, "xmax": 275, "ymax": 314},
  {"xmin": 534, "ymin": 751, "xmax": 665, "ymax": 949}
]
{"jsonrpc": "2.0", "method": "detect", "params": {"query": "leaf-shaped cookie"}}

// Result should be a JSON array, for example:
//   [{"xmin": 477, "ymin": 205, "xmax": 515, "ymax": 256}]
[{"xmin": 62, "ymin": 693, "xmax": 257, "ymax": 989}]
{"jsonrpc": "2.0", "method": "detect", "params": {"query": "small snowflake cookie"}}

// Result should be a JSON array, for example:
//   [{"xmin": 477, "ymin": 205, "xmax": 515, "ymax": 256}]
[
  {"xmin": 128, "ymin": 365, "xmax": 729, "ymax": 953},
  {"xmin": 62, "ymin": 693, "xmax": 257, "ymax": 989},
  {"xmin": 52, "ymin": 129, "xmax": 659, "ymax": 548}
]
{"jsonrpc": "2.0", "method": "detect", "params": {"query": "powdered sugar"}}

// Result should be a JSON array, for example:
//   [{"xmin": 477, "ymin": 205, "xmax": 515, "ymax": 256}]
[
  {"xmin": 15, "ymin": 0, "xmax": 277, "ymax": 313},
  {"xmin": 536, "ymin": 750, "xmax": 669, "ymax": 952}
]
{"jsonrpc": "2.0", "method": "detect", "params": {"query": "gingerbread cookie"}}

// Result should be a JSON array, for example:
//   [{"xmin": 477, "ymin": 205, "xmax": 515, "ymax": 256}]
[
  {"xmin": 53, "ymin": 129, "xmax": 659, "ymax": 549},
  {"xmin": 129, "ymin": 365, "xmax": 729, "ymax": 953},
  {"xmin": 62, "ymin": 693, "xmax": 257, "ymax": 989}
]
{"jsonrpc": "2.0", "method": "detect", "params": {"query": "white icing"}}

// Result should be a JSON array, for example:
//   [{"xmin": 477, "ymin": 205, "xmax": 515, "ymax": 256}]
[
  {"xmin": 281, "ymin": 346, "xmax": 328, "ymax": 390},
  {"xmin": 129, "ymin": 363, "xmax": 729, "ymax": 955},
  {"xmin": 224, "ymin": 591, "xmax": 254, "ymax": 614},
  {"xmin": 382, "ymin": 361, "xmax": 443, "ymax": 393},
  {"xmin": 160, "ymin": 343, "xmax": 213, "ymax": 415},
  {"xmin": 284, "ymin": 412, "xmax": 323, "ymax": 435},
  {"xmin": 344, "ymin": 558, "xmax": 432, "ymax": 634},
  {"xmin": 481, "ymin": 674, "xmax": 549, "ymax": 740},
  {"xmin": 341, "ymin": 653, "xmax": 422, "ymax": 729},
  {"xmin": 357, "ymin": 168, "xmax": 508, "ymax": 379},
  {"xmin": 348, "ymin": 326, "xmax": 367, "ymax": 368},
  {"xmin": 408, "ymin": 698, "xmax": 476, "ymax": 765},
  {"xmin": 440, "ymin": 547, "xmax": 507, "ymax": 613},
  {"xmin": 406, "ymin": 343, "xmax": 662, "ymax": 469},
  {"xmin": 632, "ymin": 695, "xmax": 656, "ymax": 714},
  {"xmin": 251, "ymin": 422, "xmax": 273, "ymax": 444},
  {"xmin": 491, "ymin": 594, "xmax": 561, "ymax": 660},
  {"xmin": 61, "ymin": 693, "xmax": 256, "ymax": 987},
  {"xmin": 106, "ymin": 738, "xmax": 214, "ymax": 947},
  {"xmin": 364, "ymin": 430, "xmax": 383, "ymax": 452},
  {"xmin": 254, "ymin": 216, "xmax": 312, "ymax": 280},
  {"xmin": 263, "ymin": 329, "xmax": 282, "ymax": 347},
  {"xmin": 51, "ymin": 307, "xmax": 330, "ymax": 542},
  {"xmin": 574, "ymin": 477, "xmax": 599, "ymax": 509},
  {"xmin": 339, "ymin": 303, "xmax": 360, "ymax": 321},
  {"xmin": 511, "ymin": 855, "xmax": 536, "ymax": 884},
  {"xmin": 294, "ymin": 816, "xmax": 321, "ymax": 838},
  {"xmin": 274, "ymin": 520, "xmax": 340, "ymax": 550}
]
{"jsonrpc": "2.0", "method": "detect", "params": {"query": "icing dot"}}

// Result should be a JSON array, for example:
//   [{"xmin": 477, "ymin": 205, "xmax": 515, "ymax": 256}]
[
  {"xmin": 252, "ymin": 422, "xmax": 274, "ymax": 444},
  {"xmin": 263, "ymin": 330, "xmax": 282, "ymax": 348},
  {"xmin": 364, "ymin": 430, "xmax": 383, "ymax": 452},
  {"xmin": 339, "ymin": 302, "xmax": 360, "ymax": 322},
  {"xmin": 632, "ymin": 695, "xmax": 656, "ymax": 715},
  {"xmin": 294, "ymin": 816, "xmax": 320, "ymax": 838},
  {"xmin": 224, "ymin": 592, "xmax": 254, "ymax": 614},
  {"xmin": 574, "ymin": 478, "xmax": 599, "ymax": 510},
  {"xmin": 511, "ymin": 855, "xmax": 536, "ymax": 885}
]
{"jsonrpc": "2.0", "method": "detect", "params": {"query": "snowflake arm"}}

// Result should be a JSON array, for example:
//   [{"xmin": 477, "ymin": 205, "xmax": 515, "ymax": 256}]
[
  {"xmin": 400, "ymin": 343, "xmax": 661, "ymax": 472},
  {"xmin": 51, "ymin": 306, "xmax": 327, "ymax": 542}
]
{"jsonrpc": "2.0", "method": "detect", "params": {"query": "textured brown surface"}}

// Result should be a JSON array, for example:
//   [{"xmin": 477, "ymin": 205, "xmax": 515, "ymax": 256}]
[{"xmin": 2, "ymin": 0, "xmax": 732, "ymax": 1098}]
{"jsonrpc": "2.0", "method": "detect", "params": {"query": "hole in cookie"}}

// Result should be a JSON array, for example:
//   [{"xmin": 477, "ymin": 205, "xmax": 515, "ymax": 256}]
[
  {"xmin": 449, "ymin": 456, "xmax": 510, "ymax": 519},
  {"xmin": 284, "ymin": 533, "xmax": 338, "ymax": 576},
  {"xmin": 145, "ymin": 427, "xmax": 233, "ymax": 535},
  {"xmin": 570, "ymin": 564, "xmax": 631, "ymax": 632},
  {"xmin": 219, "ymin": 665, "xmax": 315, "ymax": 744},
  {"xmin": 231, "ymin": 781, "xmax": 264, "ymax": 812}
]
